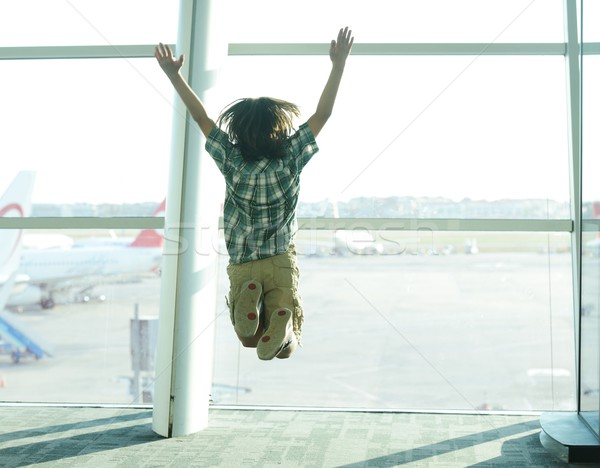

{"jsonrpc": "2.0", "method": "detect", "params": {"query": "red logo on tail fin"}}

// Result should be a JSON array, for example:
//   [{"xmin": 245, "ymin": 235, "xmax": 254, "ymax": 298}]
[
  {"xmin": 0, "ymin": 203, "xmax": 23, "ymax": 218},
  {"xmin": 0, "ymin": 203, "xmax": 24, "ymax": 266}
]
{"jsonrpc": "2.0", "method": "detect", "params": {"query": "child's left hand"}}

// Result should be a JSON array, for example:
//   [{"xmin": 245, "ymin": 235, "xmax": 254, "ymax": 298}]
[
  {"xmin": 154, "ymin": 43, "xmax": 184, "ymax": 78},
  {"xmin": 329, "ymin": 27, "xmax": 354, "ymax": 68}
]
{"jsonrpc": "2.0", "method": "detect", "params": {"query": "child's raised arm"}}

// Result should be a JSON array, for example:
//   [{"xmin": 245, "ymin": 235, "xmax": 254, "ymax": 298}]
[
  {"xmin": 155, "ymin": 43, "xmax": 216, "ymax": 138},
  {"xmin": 307, "ymin": 27, "xmax": 354, "ymax": 137}
]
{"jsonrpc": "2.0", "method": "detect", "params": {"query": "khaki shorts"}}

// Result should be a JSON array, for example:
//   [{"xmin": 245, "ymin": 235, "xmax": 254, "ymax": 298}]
[{"xmin": 226, "ymin": 246, "xmax": 304, "ymax": 343}]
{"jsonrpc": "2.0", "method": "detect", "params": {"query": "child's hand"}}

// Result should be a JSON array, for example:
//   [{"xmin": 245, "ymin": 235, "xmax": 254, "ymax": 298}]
[
  {"xmin": 155, "ymin": 43, "xmax": 184, "ymax": 78},
  {"xmin": 329, "ymin": 27, "xmax": 354, "ymax": 67}
]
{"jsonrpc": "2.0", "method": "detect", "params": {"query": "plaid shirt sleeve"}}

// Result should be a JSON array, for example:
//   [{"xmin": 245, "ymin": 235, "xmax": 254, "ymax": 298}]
[
  {"xmin": 288, "ymin": 122, "xmax": 319, "ymax": 171},
  {"xmin": 205, "ymin": 126, "xmax": 232, "ymax": 174}
]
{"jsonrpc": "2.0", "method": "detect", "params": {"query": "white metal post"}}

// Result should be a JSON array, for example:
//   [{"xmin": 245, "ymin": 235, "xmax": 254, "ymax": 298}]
[
  {"xmin": 153, "ymin": 0, "xmax": 225, "ymax": 438},
  {"xmin": 563, "ymin": 0, "xmax": 582, "ymax": 409}
]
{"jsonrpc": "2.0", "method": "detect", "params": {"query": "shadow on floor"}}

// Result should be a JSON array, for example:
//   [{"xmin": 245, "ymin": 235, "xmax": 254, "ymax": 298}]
[
  {"xmin": 1, "ymin": 411, "xmax": 162, "ymax": 467},
  {"xmin": 336, "ymin": 420, "xmax": 565, "ymax": 467}
]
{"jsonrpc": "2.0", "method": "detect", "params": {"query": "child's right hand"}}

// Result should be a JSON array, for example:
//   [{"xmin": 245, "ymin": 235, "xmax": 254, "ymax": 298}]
[
  {"xmin": 154, "ymin": 42, "xmax": 184, "ymax": 78},
  {"xmin": 329, "ymin": 27, "xmax": 354, "ymax": 67}
]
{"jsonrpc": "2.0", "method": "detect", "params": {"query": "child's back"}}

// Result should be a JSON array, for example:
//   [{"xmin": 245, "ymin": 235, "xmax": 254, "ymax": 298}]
[
  {"xmin": 206, "ymin": 108, "xmax": 318, "ymax": 264},
  {"xmin": 155, "ymin": 27, "xmax": 354, "ymax": 360}
]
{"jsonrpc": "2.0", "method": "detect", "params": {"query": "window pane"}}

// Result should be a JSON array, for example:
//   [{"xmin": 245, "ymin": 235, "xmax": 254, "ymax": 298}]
[
  {"xmin": 214, "ymin": 56, "xmax": 569, "ymax": 217},
  {"xmin": 0, "ymin": 59, "xmax": 173, "ymax": 210},
  {"xmin": 225, "ymin": 0, "xmax": 563, "ymax": 43},
  {"xmin": 582, "ymin": 0, "xmax": 600, "ymax": 43},
  {"xmin": 582, "ymin": 57, "xmax": 600, "ymax": 214},
  {"xmin": 213, "ymin": 231, "xmax": 575, "ymax": 411},
  {"xmin": 0, "ymin": 229, "xmax": 162, "ymax": 404},
  {"xmin": 0, "ymin": 0, "xmax": 178, "ymax": 46},
  {"xmin": 581, "ymin": 40, "xmax": 600, "ymax": 436},
  {"xmin": 581, "ymin": 231, "xmax": 600, "ymax": 434}
]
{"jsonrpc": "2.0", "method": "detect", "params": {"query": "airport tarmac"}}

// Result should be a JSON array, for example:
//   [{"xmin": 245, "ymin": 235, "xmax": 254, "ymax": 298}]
[{"xmin": 0, "ymin": 252, "xmax": 582, "ymax": 413}]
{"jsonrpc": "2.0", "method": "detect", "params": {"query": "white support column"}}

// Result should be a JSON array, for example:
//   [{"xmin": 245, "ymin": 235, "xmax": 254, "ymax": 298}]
[
  {"xmin": 563, "ymin": 0, "xmax": 582, "ymax": 404},
  {"xmin": 153, "ymin": 0, "xmax": 226, "ymax": 438}
]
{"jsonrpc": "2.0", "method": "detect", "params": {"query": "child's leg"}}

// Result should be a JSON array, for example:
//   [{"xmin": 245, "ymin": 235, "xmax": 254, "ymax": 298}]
[
  {"xmin": 226, "ymin": 260, "xmax": 264, "ymax": 347},
  {"xmin": 256, "ymin": 307, "xmax": 295, "ymax": 360},
  {"xmin": 257, "ymin": 248, "xmax": 303, "ymax": 360},
  {"xmin": 232, "ymin": 280, "xmax": 263, "ymax": 338}
]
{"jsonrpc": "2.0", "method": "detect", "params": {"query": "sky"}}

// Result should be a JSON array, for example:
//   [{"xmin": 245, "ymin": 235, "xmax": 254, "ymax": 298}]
[{"xmin": 2, "ymin": 0, "xmax": 598, "ymax": 206}]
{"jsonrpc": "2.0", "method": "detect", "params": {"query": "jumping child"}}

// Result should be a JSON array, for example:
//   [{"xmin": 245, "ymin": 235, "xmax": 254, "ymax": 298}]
[{"xmin": 155, "ymin": 27, "xmax": 354, "ymax": 360}]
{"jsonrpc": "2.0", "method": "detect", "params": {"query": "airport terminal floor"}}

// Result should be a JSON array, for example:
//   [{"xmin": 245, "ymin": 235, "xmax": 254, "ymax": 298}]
[{"xmin": 0, "ymin": 405, "xmax": 569, "ymax": 467}]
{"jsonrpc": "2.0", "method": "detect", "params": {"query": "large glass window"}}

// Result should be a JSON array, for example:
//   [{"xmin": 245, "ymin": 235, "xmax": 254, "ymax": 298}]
[
  {"xmin": 582, "ymin": 57, "xmax": 600, "ymax": 215},
  {"xmin": 0, "ymin": 1, "xmax": 178, "ymax": 46},
  {"xmin": 213, "ymin": 231, "xmax": 574, "ymax": 411},
  {"xmin": 0, "ymin": 1, "xmax": 582, "ymax": 414},
  {"xmin": 0, "ymin": 59, "xmax": 173, "ymax": 211},
  {"xmin": 580, "ymin": 13, "xmax": 600, "ymax": 436},
  {"xmin": 582, "ymin": 0, "xmax": 600, "ymax": 42},
  {"xmin": 0, "ymin": 228, "xmax": 575, "ymax": 409},
  {"xmin": 214, "ymin": 56, "xmax": 570, "ymax": 215},
  {"xmin": 0, "ymin": 229, "xmax": 161, "ymax": 404},
  {"xmin": 224, "ymin": 0, "xmax": 563, "ymax": 43}
]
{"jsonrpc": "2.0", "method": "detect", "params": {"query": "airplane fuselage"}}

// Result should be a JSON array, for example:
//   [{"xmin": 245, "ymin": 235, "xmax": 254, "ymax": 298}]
[{"xmin": 18, "ymin": 246, "xmax": 162, "ymax": 283}]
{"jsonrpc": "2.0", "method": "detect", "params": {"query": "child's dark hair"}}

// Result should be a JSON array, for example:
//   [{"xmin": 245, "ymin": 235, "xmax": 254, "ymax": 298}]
[{"xmin": 217, "ymin": 97, "xmax": 300, "ymax": 162}]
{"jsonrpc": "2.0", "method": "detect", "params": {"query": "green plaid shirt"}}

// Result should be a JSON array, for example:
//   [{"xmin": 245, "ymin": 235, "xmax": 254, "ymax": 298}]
[{"xmin": 205, "ymin": 122, "xmax": 319, "ymax": 264}]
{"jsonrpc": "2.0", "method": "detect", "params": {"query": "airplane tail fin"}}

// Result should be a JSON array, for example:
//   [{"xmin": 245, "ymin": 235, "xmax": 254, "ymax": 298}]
[
  {"xmin": 0, "ymin": 172, "xmax": 36, "ymax": 281},
  {"xmin": 130, "ymin": 229, "xmax": 164, "ymax": 248},
  {"xmin": 593, "ymin": 201, "xmax": 600, "ymax": 219},
  {"xmin": 129, "ymin": 199, "xmax": 165, "ymax": 248},
  {"xmin": 151, "ymin": 199, "xmax": 166, "ymax": 217}
]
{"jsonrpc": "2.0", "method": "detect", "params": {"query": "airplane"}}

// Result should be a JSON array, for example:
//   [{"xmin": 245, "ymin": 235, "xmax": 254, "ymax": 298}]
[
  {"xmin": 296, "ymin": 199, "xmax": 384, "ymax": 257},
  {"xmin": 0, "ymin": 172, "xmax": 52, "ymax": 361},
  {"xmin": 7, "ymin": 199, "xmax": 165, "ymax": 310},
  {"xmin": 9, "ymin": 228, "xmax": 164, "ymax": 310}
]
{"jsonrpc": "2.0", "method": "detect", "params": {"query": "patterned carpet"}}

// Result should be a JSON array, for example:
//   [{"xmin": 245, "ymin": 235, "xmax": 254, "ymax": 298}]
[{"xmin": 0, "ymin": 406, "xmax": 569, "ymax": 467}]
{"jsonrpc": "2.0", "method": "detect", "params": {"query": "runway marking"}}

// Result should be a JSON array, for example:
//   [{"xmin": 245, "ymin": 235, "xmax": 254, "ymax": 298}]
[
  {"xmin": 326, "ymin": 365, "xmax": 401, "ymax": 405},
  {"xmin": 326, "ymin": 376, "xmax": 381, "ymax": 403}
]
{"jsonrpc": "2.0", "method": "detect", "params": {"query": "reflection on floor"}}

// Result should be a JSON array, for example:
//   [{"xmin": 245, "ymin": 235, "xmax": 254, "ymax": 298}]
[{"xmin": 0, "ymin": 406, "xmax": 568, "ymax": 467}]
